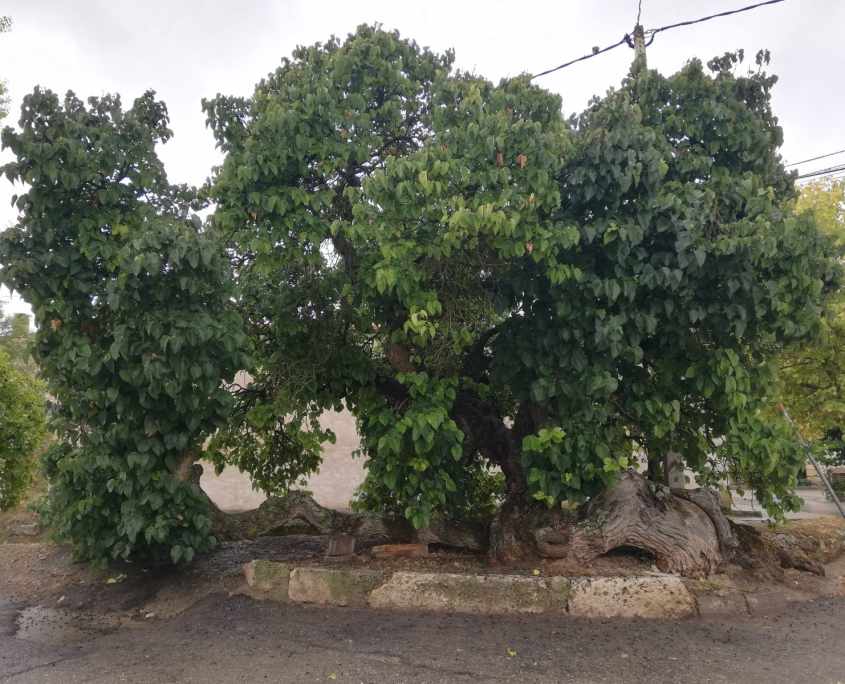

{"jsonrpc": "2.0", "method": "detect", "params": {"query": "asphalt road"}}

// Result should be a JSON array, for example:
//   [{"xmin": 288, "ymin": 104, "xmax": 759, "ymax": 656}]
[{"xmin": 2, "ymin": 593, "xmax": 845, "ymax": 683}]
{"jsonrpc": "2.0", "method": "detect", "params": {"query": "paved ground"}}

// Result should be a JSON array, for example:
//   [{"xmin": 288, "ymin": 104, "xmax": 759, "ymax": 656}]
[
  {"xmin": 2, "ymin": 593, "xmax": 845, "ymax": 683},
  {"xmin": 731, "ymin": 486, "xmax": 842, "ymax": 521}
]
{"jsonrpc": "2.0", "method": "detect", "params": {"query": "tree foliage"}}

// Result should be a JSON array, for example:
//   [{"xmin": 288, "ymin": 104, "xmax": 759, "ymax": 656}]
[
  {"xmin": 205, "ymin": 29, "xmax": 836, "ymax": 526},
  {"xmin": 1, "ymin": 27, "xmax": 837, "ymax": 564},
  {"xmin": 0, "ymin": 308, "xmax": 37, "ymax": 374},
  {"xmin": 0, "ymin": 89, "xmax": 247, "ymax": 563},
  {"xmin": 0, "ymin": 347, "xmax": 46, "ymax": 511},
  {"xmin": 776, "ymin": 179, "xmax": 845, "ymax": 460}
]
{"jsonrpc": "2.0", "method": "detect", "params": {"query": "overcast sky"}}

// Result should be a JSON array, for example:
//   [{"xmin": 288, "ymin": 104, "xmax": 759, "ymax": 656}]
[{"xmin": 1, "ymin": 0, "xmax": 843, "ymax": 314}]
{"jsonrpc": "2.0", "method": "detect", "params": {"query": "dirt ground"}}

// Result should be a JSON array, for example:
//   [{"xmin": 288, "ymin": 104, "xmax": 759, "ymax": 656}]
[{"xmin": 2, "ymin": 521, "xmax": 845, "ymax": 622}]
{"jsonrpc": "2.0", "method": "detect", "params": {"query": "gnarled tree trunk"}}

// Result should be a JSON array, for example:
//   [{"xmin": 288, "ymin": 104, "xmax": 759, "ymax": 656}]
[
  {"xmin": 190, "ymin": 457, "xmax": 740, "ymax": 577},
  {"xmin": 491, "ymin": 470, "xmax": 737, "ymax": 577}
]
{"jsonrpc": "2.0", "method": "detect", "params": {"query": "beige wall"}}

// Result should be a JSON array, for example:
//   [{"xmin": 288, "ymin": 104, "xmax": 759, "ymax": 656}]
[{"xmin": 200, "ymin": 408, "xmax": 366, "ymax": 512}]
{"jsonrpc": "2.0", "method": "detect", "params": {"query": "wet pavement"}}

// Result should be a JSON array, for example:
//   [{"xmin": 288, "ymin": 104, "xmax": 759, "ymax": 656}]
[{"xmin": 2, "ymin": 592, "xmax": 845, "ymax": 683}]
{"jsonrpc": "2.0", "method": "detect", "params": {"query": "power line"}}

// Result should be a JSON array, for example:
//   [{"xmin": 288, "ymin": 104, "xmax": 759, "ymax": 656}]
[
  {"xmin": 530, "ymin": 0, "xmax": 786, "ymax": 79},
  {"xmin": 530, "ymin": 36, "xmax": 631, "ymax": 79},
  {"xmin": 796, "ymin": 163, "xmax": 845, "ymax": 180},
  {"xmin": 799, "ymin": 172, "xmax": 845, "ymax": 183},
  {"xmin": 785, "ymin": 149, "xmax": 845, "ymax": 167},
  {"xmin": 646, "ymin": 0, "xmax": 786, "ymax": 38}
]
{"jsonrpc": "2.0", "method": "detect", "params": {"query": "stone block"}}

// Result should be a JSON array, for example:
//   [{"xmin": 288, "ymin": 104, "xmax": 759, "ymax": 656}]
[
  {"xmin": 694, "ymin": 590, "xmax": 749, "ymax": 618},
  {"xmin": 288, "ymin": 567, "xmax": 384, "ymax": 607},
  {"xmin": 568, "ymin": 575, "xmax": 696, "ymax": 619},
  {"xmin": 368, "ymin": 572, "xmax": 571, "ymax": 614},
  {"xmin": 243, "ymin": 560, "xmax": 290, "ymax": 601}
]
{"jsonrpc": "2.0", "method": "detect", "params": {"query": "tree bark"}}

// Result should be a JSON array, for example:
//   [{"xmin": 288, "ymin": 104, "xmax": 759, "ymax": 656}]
[
  {"xmin": 208, "ymin": 492, "xmax": 489, "ymax": 552},
  {"xmin": 209, "ymin": 490, "xmax": 414, "ymax": 547},
  {"xmin": 453, "ymin": 390, "xmax": 527, "ymax": 502},
  {"xmin": 491, "ymin": 470, "xmax": 733, "ymax": 577},
  {"xmin": 188, "ymin": 461, "xmax": 488, "ymax": 552}
]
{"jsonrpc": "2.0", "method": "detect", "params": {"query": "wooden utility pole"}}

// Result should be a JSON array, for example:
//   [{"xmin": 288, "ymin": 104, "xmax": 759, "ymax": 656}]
[
  {"xmin": 632, "ymin": 23, "xmax": 647, "ymax": 73},
  {"xmin": 630, "ymin": 17, "xmax": 682, "ymax": 489}
]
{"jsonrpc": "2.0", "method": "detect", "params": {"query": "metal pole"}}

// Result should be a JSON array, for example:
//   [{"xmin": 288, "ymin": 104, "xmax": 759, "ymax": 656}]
[{"xmin": 780, "ymin": 405, "xmax": 845, "ymax": 520}]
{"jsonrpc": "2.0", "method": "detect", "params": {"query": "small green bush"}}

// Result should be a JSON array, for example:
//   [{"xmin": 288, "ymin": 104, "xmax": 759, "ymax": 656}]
[{"xmin": 0, "ymin": 348, "xmax": 47, "ymax": 510}]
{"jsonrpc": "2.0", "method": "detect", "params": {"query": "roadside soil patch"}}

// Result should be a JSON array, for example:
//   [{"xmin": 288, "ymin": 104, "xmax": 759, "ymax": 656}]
[{"xmin": 1, "ymin": 516, "xmax": 844, "ymax": 622}]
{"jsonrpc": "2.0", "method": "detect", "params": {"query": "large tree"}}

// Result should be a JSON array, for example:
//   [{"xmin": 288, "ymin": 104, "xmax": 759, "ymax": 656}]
[
  {"xmin": 205, "ymin": 29, "xmax": 835, "ymax": 564},
  {"xmin": 0, "ymin": 90, "xmax": 247, "ymax": 563},
  {"xmin": 0, "ymin": 27, "xmax": 836, "ymax": 570}
]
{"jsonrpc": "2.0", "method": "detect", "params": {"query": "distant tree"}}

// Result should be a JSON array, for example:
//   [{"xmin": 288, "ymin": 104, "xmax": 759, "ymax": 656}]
[
  {"xmin": 777, "ymin": 179, "xmax": 845, "ymax": 462},
  {"xmin": 0, "ymin": 347, "xmax": 46, "ymax": 511},
  {"xmin": 0, "ymin": 307, "xmax": 36, "ymax": 374},
  {"xmin": 0, "ymin": 16, "xmax": 10, "ymax": 121}
]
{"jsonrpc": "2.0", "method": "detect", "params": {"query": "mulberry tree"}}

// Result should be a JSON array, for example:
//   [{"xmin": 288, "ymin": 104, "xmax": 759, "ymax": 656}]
[
  {"xmin": 205, "ymin": 28, "xmax": 835, "ymax": 562},
  {"xmin": 0, "ymin": 90, "xmax": 246, "ymax": 563}
]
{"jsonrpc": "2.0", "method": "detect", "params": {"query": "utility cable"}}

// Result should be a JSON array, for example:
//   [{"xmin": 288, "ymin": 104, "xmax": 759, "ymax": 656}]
[
  {"xmin": 796, "ymin": 163, "xmax": 845, "ymax": 180},
  {"xmin": 530, "ymin": 0, "xmax": 786, "ymax": 79},
  {"xmin": 645, "ymin": 0, "xmax": 785, "ymax": 38},
  {"xmin": 786, "ymin": 149, "xmax": 845, "ymax": 168},
  {"xmin": 530, "ymin": 36, "xmax": 631, "ymax": 79}
]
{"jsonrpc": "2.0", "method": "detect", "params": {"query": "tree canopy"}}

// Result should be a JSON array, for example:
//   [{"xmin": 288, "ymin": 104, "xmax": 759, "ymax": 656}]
[
  {"xmin": 204, "ymin": 29, "xmax": 836, "ymax": 526},
  {"xmin": 0, "ymin": 89, "xmax": 247, "ymax": 562},
  {"xmin": 0, "ymin": 26, "xmax": 838, "ymax": 563}
]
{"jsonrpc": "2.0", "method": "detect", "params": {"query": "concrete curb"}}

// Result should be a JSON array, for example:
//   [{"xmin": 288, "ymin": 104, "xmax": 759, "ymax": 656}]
[
  {"xmin": 243, "ymin": 561, "xmax": 709, "ymax": 619},
  {"xmin": 369, "ymin": 572, "xmax": 572, "ymax": 614},
  {"xmin": 288, "ymin": 567, "xmax": 384, "ymax": 607},
  {"xmin": 568, "ymin": 576, "xmax": 696, "ymax": 618}
]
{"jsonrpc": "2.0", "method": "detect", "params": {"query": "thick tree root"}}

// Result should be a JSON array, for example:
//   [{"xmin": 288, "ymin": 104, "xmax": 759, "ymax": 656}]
[
  {"xmin": 199, "ymin": 473, "xmax": 487, "ymax": 552},
  {"xmin": 208, "ymin": 491, "xmax": 413, "ymax": 547},
  {"xmin": 672, "ymin": 487, "xmax": 739, "ymax": 555},
  {"xmin": 492, "ymin": 471, "xmax": 733, "ymax": 577},
  {"xmin": 196, "ymin": 466, "xmax": 830, "ymax": 578}
]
